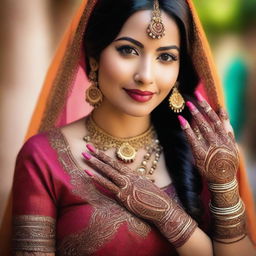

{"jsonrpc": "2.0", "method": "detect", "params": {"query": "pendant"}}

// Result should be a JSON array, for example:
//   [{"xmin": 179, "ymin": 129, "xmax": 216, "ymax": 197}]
[
  {"xmin": 116, "ymin": 143, "xmax": 136, "ymax": 163},
  {"xmin": 147, "ymin": 17, "xmax": 165, "ymax": 39}
]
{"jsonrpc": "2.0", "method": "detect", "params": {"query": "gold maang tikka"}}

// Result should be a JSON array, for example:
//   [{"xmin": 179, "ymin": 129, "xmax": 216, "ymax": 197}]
[{"xmin": 147, "ymin": 0, "xmax": 165, "ymax": 39}]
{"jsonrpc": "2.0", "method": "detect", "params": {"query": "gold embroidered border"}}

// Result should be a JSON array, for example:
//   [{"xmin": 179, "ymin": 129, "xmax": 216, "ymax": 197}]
[
  {"xmin": 39, "ymin": 0, "xmax": 98, "ymax": 132},
  {"xmin": 47, "ymin": 128, "xmax": 151, "ymax": 255},
  {"xmin": 190, "ymin": 19, "xmax": 219, "ymax": 110},
  {"xmin": 12, "ymin": 215, "xmax": 56, "ymax": 253}
]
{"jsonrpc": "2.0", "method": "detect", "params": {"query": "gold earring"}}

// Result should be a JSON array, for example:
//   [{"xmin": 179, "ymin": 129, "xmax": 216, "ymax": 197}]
[
  {"xmin": 85, "ymin": 70, "xmax": 103, "ymax": 108},
  {"xmin": 169, "ymin": 82, "xmax": 185, "ymax": 113}
]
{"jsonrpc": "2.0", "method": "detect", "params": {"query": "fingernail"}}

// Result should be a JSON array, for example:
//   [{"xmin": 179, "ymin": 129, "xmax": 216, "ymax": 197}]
[
  {"xmin": 85, "ymin": 169, "xmax": 93, "ymax": 177},
  {"xmin": 82, "ymin": 152, "xmax": 92, "ymax": 160},
  {"xmin": 194, "ymin": 91, "xmax": 204, "ymax": 102},
  {"xmin": 86, "ymin": 144, "xmax": 96, "ymax": 153},
  {"xmin": 186, "ymin": 101, "xmax": 196, "ymax": 112},
  {"xmin": 178, "ymin": 115, "xmax": 187, "ymax": 128}
]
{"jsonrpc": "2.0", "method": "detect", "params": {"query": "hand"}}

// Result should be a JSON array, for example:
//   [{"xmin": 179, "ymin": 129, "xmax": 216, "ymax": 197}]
[
  {"xmin": 178, "ymin": 92, "xmax": 239, "ymax": 184},
  {"xmin": 82, "ymin": 145, "xmax": 197, "ymax": 248}
]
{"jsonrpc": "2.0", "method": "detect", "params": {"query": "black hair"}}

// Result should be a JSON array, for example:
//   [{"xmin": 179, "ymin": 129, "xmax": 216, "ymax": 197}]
[{"xmin": 83, "ymin": 0, "xmax": 203, "ymax": 224}]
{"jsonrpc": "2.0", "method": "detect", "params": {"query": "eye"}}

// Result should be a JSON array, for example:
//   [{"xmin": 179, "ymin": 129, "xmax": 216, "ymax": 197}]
[
  {"xmin": 116, "ymin": 45, "xmax": 138, "ymax": 56},
  {"xmin": 158, "ymin": 53, "xmax": 178, "ymax": 62}
]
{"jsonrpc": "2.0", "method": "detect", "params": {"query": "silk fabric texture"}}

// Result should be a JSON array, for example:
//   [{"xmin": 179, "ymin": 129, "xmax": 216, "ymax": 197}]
[{"xmin": 20, "ymin": 0, "xmax": 256, "ymax": 247}]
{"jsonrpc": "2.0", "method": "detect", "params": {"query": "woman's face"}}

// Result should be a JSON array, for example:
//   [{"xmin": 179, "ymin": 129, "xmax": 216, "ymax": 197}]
[{"xmin": 96, "ymin": 10, "xmax": 180, "ymax": 117}]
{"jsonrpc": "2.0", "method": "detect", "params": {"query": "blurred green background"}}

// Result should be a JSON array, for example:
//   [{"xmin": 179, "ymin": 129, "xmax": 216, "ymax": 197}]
[{"xmin": 194, "ymin": 0, "xmax": 256, "ymax": 197}]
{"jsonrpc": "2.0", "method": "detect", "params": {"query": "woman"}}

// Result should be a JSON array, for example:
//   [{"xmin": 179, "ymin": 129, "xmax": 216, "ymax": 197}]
[{"xmin": 12, "ymin": 0, "xmax": 256, "ymax": 255}]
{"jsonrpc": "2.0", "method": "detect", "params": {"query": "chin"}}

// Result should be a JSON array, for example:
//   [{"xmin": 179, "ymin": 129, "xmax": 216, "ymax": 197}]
[{"xmin": 116, "ymin": 103, "xmax": 157, "ymax": 117}]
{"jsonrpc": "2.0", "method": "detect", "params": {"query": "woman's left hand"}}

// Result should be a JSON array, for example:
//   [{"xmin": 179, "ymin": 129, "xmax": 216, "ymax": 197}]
[{"xmin": 178, "ymin": 92, "xmax": 239, "ymax": 184}]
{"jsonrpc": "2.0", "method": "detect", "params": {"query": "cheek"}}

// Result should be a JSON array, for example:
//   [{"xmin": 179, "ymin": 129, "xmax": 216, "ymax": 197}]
[
  {"xmin": 98, "ymin": 48, "xmax": 133, "ymax": 86},
  {"xmin": 157, "ymin": 64, "xmax": 180, "ymax": 94}
]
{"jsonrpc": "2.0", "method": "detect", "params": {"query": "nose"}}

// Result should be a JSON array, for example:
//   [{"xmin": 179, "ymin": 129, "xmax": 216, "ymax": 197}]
[{"xmin": 134, "ymin": 57, "xmax": 154, "ymax": 86}]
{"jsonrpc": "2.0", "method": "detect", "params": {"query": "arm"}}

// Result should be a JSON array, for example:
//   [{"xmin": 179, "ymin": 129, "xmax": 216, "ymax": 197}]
[
  {"xmin": 210, "ymin": 180, "xmax": 256, "ymax": 256},
  {"xmin": 14, "ymin": 253, "xmax": 55, "ymax": 256},
  {"xmin": 177, "ymin": 227, "xmax": 213, "ymax": 256},
  {"xmin": 83, "ymin": 146, "xmax": 214, "ymax": 255},
  {"xmin": 12, "ymin": 136, "xmax": 57, "ymax": 255},
  {"xmin": 179, "ymin": 92, "xmax": 256, "ymax": 256}
]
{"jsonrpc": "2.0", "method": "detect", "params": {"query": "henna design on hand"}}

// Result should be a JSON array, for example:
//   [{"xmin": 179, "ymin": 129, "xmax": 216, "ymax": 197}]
[
  {"xmin": 180, "ymin": 100, "xmax": 239, "ymax": 184},
  {"xmin": 83, "ymin": 148, "xmax": 197, "ymax": 248}
]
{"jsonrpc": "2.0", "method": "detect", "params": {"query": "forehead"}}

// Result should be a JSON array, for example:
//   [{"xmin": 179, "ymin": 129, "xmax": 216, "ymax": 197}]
[{"xmin": 114, "ymin": 10, "xmax": 180, "ymax": 47}]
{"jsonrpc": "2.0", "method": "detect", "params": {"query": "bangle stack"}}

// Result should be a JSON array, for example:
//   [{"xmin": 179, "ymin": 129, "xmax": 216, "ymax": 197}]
[
  {"xmin": 209, "ymin": 179, "xmax": 238, "ymax": 193},
  {"xmin": 208, "ymin": 179, "xmax": 247, "ymax": 243}
]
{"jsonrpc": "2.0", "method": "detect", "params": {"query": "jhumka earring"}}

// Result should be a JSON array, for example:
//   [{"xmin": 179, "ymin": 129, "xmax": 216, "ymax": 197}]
[
  {"xmin": 169, "ymin": 82, "xmax": 185, "ymax": 113},
  {"xmin": 147, "ymin": 0, "xmax": 165, "ymax": 39},
  {"xmin": 85, "ymin": 69, "xmax": 103, "ymax": 108}
]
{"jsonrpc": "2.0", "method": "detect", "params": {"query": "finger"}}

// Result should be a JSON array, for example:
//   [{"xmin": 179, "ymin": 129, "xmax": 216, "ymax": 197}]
[
  {"xmin": 85, "ymin": 169, "xmax": 119, "ymax": 194},
  {"xmin": 178, "ymin": 115, "xmax": 203, "ymax": 149},
  {"xmin": 178, "ymin": 115, "xmax": 207, "ymax": 165},
  {"xmin": 218, "ymin": 107, "xmax": 229, "ymax": 122},
  {"xmin": 218, "ymin": 107, "xmax": 235, "ymax": 140},
  {"xmin": 186, "ymin": 101, "xmax": 216, "ymax": 144},
  {"xmin": 191, "ymin": 121, "xmax": 203, "ymax": 142},
  {"xmin": 86, "ymin": 144, "xmax": 130, "ymax": 175},
  {"xmin": 194, "ymin": 91, "xmax": 224, "ymax": 136},
  {"xmin": 82, "ymin": 152, "xmax": 125, "ymax": 187}
]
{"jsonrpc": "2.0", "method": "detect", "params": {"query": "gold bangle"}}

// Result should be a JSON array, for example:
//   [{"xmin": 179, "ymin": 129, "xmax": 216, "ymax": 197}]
[
  {"xmin": 213, "ymin": 234, "xmax": 247, "ymax": 244},
  {"xmin": 209, "ymin": 179, "xmax": 237, "ymax": 191},
  {"xmin": 210, "ymin": 199, "xmax": 243, "ymax": 215},
  {"xmin": 212, "ymin": 207, "xmax": 245, "ymax": 221},
  {"xmin": 215, "ymin": 221, "xmax": 244, "ymax": 229}
]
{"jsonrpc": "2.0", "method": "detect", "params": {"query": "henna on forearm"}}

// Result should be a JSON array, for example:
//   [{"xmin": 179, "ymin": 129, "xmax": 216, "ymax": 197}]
[
  {"xmin": 212, "ymin": 219, "xmax": 247, "ymax": 240},
  {"xmin": 208, "ymin": 179, "xmax": 247, "ymax": 241},
  {"xmin": 156, "ymin": 205, "xmax": 197, "ymax": 248},
  {"xmin": 210, "ymin": 185, "xmax": 240, "ymax": 208}
]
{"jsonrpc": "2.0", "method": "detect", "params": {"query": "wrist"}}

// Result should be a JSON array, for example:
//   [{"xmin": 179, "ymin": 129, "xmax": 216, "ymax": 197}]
[
  {"xmin": 209, "ymin": 178, "xmax": 240, "ymax": 208},
  {"xmin": 208, "ymin": 179, "xmax": 247, "ymax": 242},
  {"xmin": 155, "ymin": 204, "xmax": 198, "ymax": 248}
]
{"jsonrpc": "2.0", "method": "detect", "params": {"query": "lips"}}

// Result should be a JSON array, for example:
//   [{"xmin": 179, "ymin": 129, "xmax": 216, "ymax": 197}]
[{"xmin": 124, "ymin": 89, "xmax": 154, "ymax": 103}]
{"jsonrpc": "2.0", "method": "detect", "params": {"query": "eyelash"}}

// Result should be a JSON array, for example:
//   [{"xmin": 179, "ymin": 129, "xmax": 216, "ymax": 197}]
[
  {"xmin": 116, "ymin": 45, "xmax": 178, "ymax": 62},
  {"xmin": 116, "ymin": 45, "xmax": 138, "ymax": 56}
]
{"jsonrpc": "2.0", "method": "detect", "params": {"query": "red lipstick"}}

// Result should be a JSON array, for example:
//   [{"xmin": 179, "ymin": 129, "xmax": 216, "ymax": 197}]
[{"xmin": 124, "ymin": 89, "xmax": 154, "ymax": 103}]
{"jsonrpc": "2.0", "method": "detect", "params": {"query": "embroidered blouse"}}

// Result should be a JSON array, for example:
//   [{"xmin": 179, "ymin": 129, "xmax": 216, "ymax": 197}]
[{"xmin": 12, "ymin": 128, "xmax": 183, "ymax": 256}]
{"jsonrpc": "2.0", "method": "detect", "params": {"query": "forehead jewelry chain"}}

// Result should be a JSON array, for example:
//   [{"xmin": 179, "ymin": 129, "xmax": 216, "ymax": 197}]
[{"xmin": 147, "ymin": 0, "xmax": 165, "ymax": 39}]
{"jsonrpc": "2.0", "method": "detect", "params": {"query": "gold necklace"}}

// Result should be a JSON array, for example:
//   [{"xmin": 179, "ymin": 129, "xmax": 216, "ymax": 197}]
[{"xmin": 83, "ymin": 115, "xmax": 162, "ymax": 181}]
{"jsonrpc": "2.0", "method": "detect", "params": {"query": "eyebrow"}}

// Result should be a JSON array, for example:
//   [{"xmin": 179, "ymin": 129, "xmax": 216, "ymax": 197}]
[{"xmin": 114, "ymin": 36, "xmax": 180, "ymax": 52}]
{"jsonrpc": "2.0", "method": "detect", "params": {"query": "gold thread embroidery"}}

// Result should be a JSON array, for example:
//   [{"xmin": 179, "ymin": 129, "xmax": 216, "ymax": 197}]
[
  {"xmin": 191, "ymin": 20, "xmax": 219, "ymax": 110},
  {"xmin": 47, "ymin": 128, "xmax": 151, "ymax": 255},
  {"xmin": 39, "ymin": 0, "xmax": 98, "ymax": 132},
  {"xmin": 12, "ymin": 215, "xmax": 56, "ymax": 253}
]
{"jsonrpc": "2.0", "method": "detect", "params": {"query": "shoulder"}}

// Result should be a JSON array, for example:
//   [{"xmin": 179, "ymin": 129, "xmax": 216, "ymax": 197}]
[
  {"xmin": 16, "ymin": 129, "xmax": 63, "ymax": 165},
  {"xmin": 14, "ymin": 129, "xmax": 65, "ymax": 182}
]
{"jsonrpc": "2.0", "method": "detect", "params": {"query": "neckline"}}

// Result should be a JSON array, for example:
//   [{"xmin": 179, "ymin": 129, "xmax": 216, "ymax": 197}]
[{"xmin": 55, "ymin": 127, "xmax": 173, "ymax": 190}]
